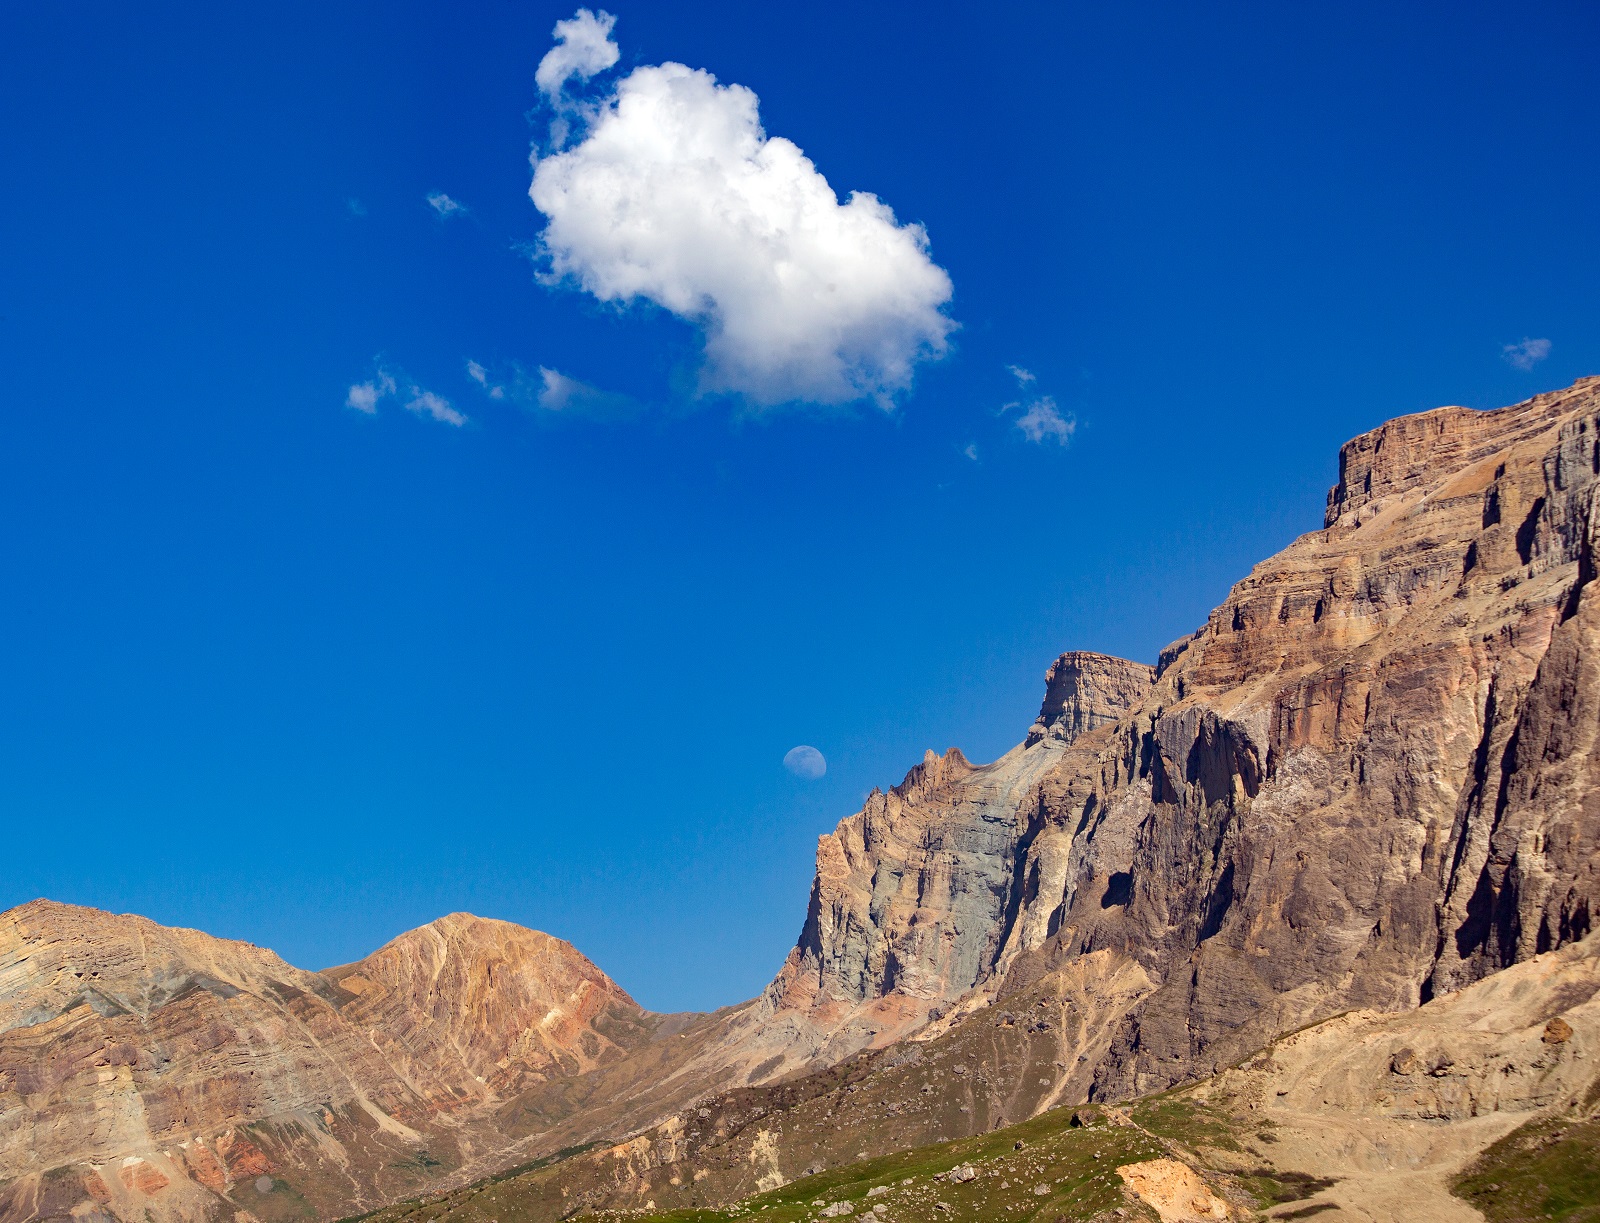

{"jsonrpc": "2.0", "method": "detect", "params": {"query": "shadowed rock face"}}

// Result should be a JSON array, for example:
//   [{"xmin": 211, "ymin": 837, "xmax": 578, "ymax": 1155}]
[{"xmin": 753, "ymin": 376, "xmax": 1600, "ymax": 1101}]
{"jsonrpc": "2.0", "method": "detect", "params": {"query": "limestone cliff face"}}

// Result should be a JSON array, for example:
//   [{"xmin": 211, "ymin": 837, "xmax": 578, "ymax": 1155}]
[
  {"xmin": 759, "ymin": 376, "xmax": 1600, "ymax": 1100},
  {"xmin": 0, "ymin": 902, "xmax": 658, "ymax": 1223},
  {"xmin": 1025, "ymin": 652, "xmax": 1156, "ymax": 748},
  {"xmin": 9, "ymin": 378, "xmax": 1600, "ymax": 1223},
  {"xmin": 751, "ymin": 655, "xmax": 1153, "ymax": 1071}
]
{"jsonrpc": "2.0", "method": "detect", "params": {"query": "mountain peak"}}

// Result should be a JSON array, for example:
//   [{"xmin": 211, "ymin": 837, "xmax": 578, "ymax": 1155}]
[
  {"xmin": 1025, "ymin": 650, "xmax": 1156, "ymax": 747},
  {"xmin": 1324, "ymin": 377, "xmax": 1598, "ymax": 529}
]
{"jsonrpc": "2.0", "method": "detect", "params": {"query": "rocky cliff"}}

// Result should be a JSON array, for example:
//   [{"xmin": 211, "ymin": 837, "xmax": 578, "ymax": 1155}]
[{"xmin": 751, "ymin": 375, "xmax": 1600, "ymax": 1102}]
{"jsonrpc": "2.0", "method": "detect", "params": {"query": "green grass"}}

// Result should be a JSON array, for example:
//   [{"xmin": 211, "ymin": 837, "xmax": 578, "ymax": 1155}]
[
  {"xmin": 1454, "ymin": 1115, "xmax": 1600, "ymax": 1223},
  {"xmin": 345, "ymin": 1083, "xmax": 1348, "ymax": 1223},
  {"xmin": 573, "ymin": 1096, "xmax": 1246, "ymax": 1223}
]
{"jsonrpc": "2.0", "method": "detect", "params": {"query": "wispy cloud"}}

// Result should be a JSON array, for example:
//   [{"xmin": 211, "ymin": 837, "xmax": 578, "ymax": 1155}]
[
  {"xmin": 345, "ymin": 370, "xmax": 396, "ymax": 414},
  {"xmin": 466, "ymin": 360, "xmax": 506, "ymax": 400},
  {"xmin": 346, "ymin": 197, "xmax": 367, "ymax": 218},
  {"xmin": 464, "ymin": 358, "xmax": 638, "ymax": 419},
  {"xmin": 1011, "ymin": 396, "xmax": 1075, "ymax": 445},
  {"xmin": 962, "ymin": 442, "xmax": 979, "ymax": 462},
  {"xmin": 1503, "ymin": 337, "xmax": 1551, "ymax": 372},
  {"xmin": 345, "ymin": 363, "xmax": 466, "ymax": 427},
  {"xmin": 405, "ymin": 389, "xmax": 466, "ymax": 426},
  {"xmin": 426, "ymin": 191, "xmax": 467, "ymax": 219},
  {"xmin": 998, "ymin": 362, "xmax": 1074, "ymax": 446},
  {"xmin": 528, "ymin": 10, "xmax": 954, "ymax": 409},
  {"xmin": 534, "ymin": 366, "xmax": 637, "ymax": 417}
]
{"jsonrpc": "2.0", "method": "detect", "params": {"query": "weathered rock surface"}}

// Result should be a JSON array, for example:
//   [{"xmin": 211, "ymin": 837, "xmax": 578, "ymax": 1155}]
[
  {"xmin": 322, "ymin": 912, "xmax": 648, "ymax": 1101},
  {"xmin": 711, "ymin": 653, "xmax": 1157, "ymax": 1083},
  {"xmin": 1026, "ymin": 652, "xmax": 1157, "ymax": 748},
  {"xmin": 750, "ymin": 376, "xmax": 1600, "ymax": 1101},
  {"xmin": 359, "ymin": 927, "xmax": 1596, "ymax": 1223},
  {"xmin": 0, "ymin": 903, "xmax": 672, "ymax": 1223},
  {"xmin": 1187, "ymin": 929, "xmax": 1600, "ymax": 1221}
]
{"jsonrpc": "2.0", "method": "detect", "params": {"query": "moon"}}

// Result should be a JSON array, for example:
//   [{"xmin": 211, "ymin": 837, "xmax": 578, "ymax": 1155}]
[{"xmin": 783, "ymin": 745, "xmax": 826, "ymax": 780}]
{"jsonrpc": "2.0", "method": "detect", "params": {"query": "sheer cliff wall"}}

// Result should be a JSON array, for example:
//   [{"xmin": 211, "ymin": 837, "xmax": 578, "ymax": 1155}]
[{"xmin": 758, "ymin": 377, "xmax": 1600, "ymax": 1100}]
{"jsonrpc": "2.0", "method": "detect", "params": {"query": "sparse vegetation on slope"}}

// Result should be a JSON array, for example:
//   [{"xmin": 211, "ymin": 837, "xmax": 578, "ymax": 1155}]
[
  {"xmin": 343, "ymin": 1093, "xmax": 1340, "ymax": 1223},
  {"xmin": 1454, "ymin": 1112, "xmax": 1600, "ymax": 1223}
]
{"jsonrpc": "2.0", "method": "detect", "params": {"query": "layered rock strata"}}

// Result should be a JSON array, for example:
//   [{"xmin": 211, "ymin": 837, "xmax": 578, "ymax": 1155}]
[
  {"xmin": 0, "ymin": 903, "xmax": 671, "ymax": 1223},
  {"xmin": 366, "ymin": 927, "xmax": 1599, "ymax": 1222},
  {"xmin": 757, "ymin": 376, "xmax": 1600, "ymax": 1101}
]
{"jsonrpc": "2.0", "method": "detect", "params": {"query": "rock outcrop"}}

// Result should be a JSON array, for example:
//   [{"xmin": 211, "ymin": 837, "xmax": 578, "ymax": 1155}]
[
  {"xmin": 750, "ymin": 375, "xmax": 1600, "ymax": 1101},
  {"xmin": 1026, "ymin": 652, "xmax": 1156, "ymax": 748},
  {"xmin": 725, "ymin": 651, "xmax": 1155, "ymax": 1079},
  {"xmin": 1185, "ymin": 929, "xmax": 1600, "ymax": 1221}
]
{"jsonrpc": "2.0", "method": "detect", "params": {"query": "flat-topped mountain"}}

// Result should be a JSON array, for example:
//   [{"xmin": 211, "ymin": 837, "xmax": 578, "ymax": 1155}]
[{"xmin": 5, "ymin": 377, "xmax": 1600, "ymax": 1223}]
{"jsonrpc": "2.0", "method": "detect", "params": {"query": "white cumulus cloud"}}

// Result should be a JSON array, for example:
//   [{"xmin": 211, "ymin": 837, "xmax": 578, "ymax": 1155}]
[
  {"xmin": 528, "ymin": 13, "xmax": 955, "ymax": 408},
  {"xmin": 1503, "ymin": 337, "xmax": 1551, "ymax": 371},
  {"xmin": 535, "ymin": 8, "xmax": 619, "ymax": 101}
]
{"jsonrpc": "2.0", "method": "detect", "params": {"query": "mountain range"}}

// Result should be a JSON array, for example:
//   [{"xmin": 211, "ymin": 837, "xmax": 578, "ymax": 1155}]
[{"xmin": 4, "ymin": 377, "xmax": 1599, "ymax": 1223}]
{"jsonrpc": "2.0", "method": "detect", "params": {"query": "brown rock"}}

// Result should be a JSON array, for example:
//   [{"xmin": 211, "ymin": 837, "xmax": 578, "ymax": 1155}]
[
  {"xmin": 1389, "ymin": 1049, "xmax": 1423, "ymax": 1076},
  {"xmin": 1543, "ymin": 1016, "xmax": 1574, "ymax": 1044},
  {"xmin": 0, "ymin": 901, "xmax": 666, "ymax": 1223},
  {"xmin": 747, "ymin": 375, "xmax": 1600, "ymax": 1101}
]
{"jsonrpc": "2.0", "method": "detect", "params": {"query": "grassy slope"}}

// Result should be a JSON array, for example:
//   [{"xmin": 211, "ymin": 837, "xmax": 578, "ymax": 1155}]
[
  {"xmin": 1454, "ymin": 1114, "xmax": 1600, "ymax": 1223},
  {"xmin": 344, "ymin": 1093, "xmax": 1338, "ymax": 1223}
]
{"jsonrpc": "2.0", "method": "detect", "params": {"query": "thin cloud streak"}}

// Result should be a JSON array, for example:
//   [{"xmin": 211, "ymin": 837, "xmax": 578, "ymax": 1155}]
[
  {"xmin": 427, "ymin": 191, "xmax": 467, "ymax": 219},
  {"xmin": 345, "ymin": 363, "xmax": 465, "ymax": 427}
]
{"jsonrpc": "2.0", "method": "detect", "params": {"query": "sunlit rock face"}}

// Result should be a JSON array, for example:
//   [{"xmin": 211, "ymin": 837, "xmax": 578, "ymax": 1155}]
[
  {"xmin": 758, "ymin": 376, "xmax": 1600, "ymax": 1098},
  {"xmin": 746, "ymin": 655, "xmax": 1155, "ymax": 1071},
  {"xmin": 322, "ymin": 912, "xmax": 646, "ymax": 1100},
  {"xmin": 0, "ymin": 902, "xmax": 657, "ymax": 1223},
  {"xmin": 1025, "ymin": 652, "xmax": 1156, "ymax": 748}
]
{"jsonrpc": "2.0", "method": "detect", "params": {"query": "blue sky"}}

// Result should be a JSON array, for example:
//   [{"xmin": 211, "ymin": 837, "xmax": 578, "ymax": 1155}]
[{"xmin": 2, "ymin": 1, "xmax": 1596, "ymax": 1011}]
